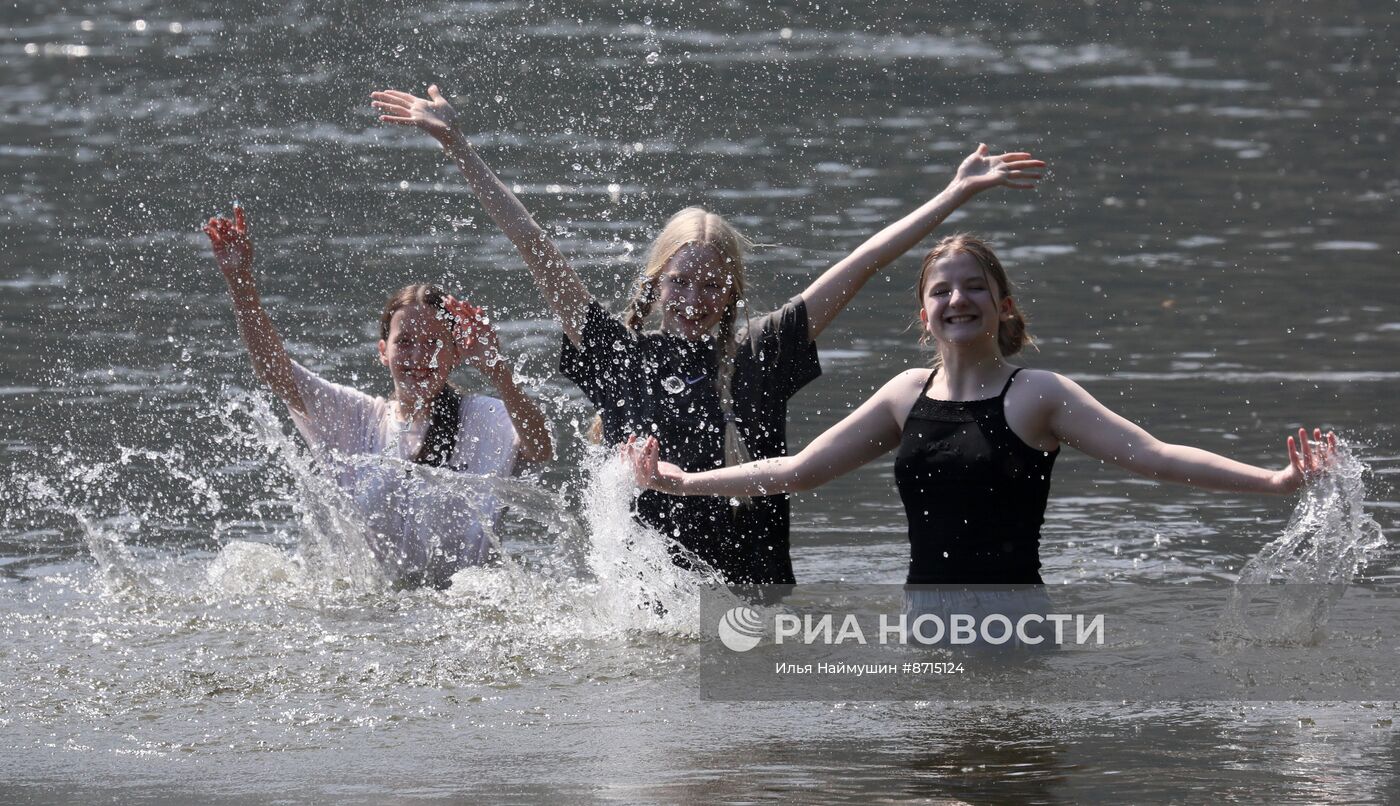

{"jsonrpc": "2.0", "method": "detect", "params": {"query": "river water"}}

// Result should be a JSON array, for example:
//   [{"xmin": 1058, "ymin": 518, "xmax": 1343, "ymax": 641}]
[{"xmin": 2, "ymin": 1, "xmax": 1398, "ymax": 802}]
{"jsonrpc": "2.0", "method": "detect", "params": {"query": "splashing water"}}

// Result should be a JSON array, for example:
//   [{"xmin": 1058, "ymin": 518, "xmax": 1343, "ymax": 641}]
[
  {"xmin": 1222, "ymin": 440, "xmax": 1387, "ymax": 645},
  {"xmin": 1237, "ymin": 441, "xmax": 1386, "ymax": 585},
  {"xmin": 12, "ymin": 385, "xmax": 721, "ymax": 650},
  {"xmin": 575, "ymin": 450, "xmax": 734, "ymax": 636}
]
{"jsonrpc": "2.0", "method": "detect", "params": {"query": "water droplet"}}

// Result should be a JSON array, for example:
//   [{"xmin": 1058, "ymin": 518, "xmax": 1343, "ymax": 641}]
[
  {"xmin": 661, "ymin": 376, "xmax": 684, "ymax": 394},
  {"xmin": 645, "ymin": 52, "xmax": 660, "ymax": 65}
]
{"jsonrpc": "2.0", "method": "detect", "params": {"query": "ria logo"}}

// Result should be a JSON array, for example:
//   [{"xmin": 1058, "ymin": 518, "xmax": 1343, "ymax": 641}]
[{"xmin": 717, "ymin": 606, "xmax": 765, "ymax": 652}]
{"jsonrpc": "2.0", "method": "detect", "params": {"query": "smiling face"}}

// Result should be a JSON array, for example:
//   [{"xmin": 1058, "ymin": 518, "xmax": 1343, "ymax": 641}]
[
  {"xmin": 378, "ymin": 302, "xmax": 460, "ymax": 412},
  {"xmin": 919, "ymin": 251, "xmax": 1013, "ymax": 351},
  {"xmin": 657, "ymin": 243, "xmax": 737, "ymax": 341}
]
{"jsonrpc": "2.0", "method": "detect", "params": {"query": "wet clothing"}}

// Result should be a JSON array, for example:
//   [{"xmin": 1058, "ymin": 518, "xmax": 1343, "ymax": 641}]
[
  {"xmin": 287, "ymin": 362, "xmax": 519, "ymax": 586},
  {"xmin": 561, "ymin": 297, "xmax": 821, "ymax": 584},
  {"xmin": 894, "ymin": 367, "xmax": 1058, "ymax": 584}
]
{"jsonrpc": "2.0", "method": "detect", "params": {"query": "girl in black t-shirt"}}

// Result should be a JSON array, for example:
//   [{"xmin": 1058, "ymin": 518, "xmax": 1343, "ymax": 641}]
[{"xmin": 370, "ymin": 84, "xmax": 1044, "ymax": 584}]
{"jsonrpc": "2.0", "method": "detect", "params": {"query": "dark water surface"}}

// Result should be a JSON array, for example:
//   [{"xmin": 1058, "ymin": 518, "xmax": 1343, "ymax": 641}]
[{"xmin": 2, "ymin": 1, "xmax": 1398, "ymax": 802}]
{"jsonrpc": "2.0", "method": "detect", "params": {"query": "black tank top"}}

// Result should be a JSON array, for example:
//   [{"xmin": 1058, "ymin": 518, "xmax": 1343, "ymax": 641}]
[{"xmin": 894, "ymin": 367, "xmax": 1058, "ymax": 584}]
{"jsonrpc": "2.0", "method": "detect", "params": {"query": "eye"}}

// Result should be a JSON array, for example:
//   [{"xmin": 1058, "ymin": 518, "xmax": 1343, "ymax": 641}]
[{"xmin": 930, "ymin": 288, "xmax": 951, "ymax": 297}]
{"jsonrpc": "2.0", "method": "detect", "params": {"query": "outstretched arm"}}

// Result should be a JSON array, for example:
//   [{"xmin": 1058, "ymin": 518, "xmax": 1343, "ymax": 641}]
[
  {"xmin": 444, "ymin": 297, "xmax": 553, "ymax": 467},
  {"xmin": 203, "ymin": 206, "xmax": 306, "ymax": 414},
  {"xmin": 800, "ymin": 144, "xmax": 1045, "ymax": 340},
  {"xmin": 372, "ymin": 86, "xmax": 594, "ymax": 344},
  {"xmin": 622, "ymin": 371, "xmax": 912, "ymax": 496},
  {"xmin": 1043, "ymin": 374, "xmax": 1336, "ymax": 495}
]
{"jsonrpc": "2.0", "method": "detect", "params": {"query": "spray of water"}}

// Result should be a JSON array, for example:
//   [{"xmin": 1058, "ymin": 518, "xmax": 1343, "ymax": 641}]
[
  {"xmin": 14, "ymin": 383, "xmax": 724, "ymax": 657},
  {"xmin": 574, "ymin": 449, "xmax": 734, "ymax": 636},
  {"xmin": 1222, "ymin": 440, "xmax": 1387, "ymax": 645}
]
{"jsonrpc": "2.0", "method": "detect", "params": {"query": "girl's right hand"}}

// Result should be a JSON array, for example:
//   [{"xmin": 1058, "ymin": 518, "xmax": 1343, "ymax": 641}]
[
  {"xmin": 371, "ymin": 85, "xmax": 461, "ymax": 143},
  {"xmin": 203, "ymin": 205, "xmax": 253, "ymax": 279},
  {"xmin": 619, "ymin": 435, "xmax": 685, "ymax": 494}
]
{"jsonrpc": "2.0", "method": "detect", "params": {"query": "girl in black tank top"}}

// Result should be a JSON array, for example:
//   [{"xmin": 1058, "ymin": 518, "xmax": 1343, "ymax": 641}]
[
  {"xmin": 896, "ymin": 367, "xmax": 1057, "ymax": 584},
  {"xmin": 621, "ymin": 235, "xmax": 1339, "ymax": 586}
]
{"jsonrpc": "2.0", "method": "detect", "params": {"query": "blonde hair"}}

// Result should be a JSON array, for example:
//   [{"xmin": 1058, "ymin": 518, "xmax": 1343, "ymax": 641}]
[
  {"xmin": 595, "ymin": 207, "xmax": 756, "ymax": 475},
  {"xmin": 916, "ymin": 234, "xmax": 1034, "ymax": 364}
]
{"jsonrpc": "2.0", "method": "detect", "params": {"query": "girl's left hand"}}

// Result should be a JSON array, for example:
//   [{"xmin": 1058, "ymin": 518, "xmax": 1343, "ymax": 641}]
[
  {"xmin": 443, "ymin": 296, "xmax": 502, "ymax": 373},
  {"xmin": 1275, "ymin": 427, "xmax": 1340, "ymax": 493},
  {"xmin": 955, "ymin": 143, "xmax": 1046, "ymax": 193}
]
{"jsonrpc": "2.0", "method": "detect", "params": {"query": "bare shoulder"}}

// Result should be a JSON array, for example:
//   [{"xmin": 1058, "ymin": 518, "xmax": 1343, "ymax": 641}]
[
  {"xmin": 1004, "ymin": 368, "xmax": 1080, "ymax": 416},
  {"xmin": 1003, "ymin": 368, "xmax": 1074, "ymax": 451},
  {"xmin": 1009, "ymin": 368, "xmax": 1077, "ymax": 396},
  {"xmin": 883, "ymin": 367, "xmax": 934, "ymax": 429},
  {"xmin": 881, "ymin": 367, "xmax": 933, "ymax": 398}
]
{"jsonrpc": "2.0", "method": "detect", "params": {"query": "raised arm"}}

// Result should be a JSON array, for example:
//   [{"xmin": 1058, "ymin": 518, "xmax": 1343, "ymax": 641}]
[
  {"xmin": 622, "ymin": 370, "xmax": 916, "ymax": 496},
  {"xmin": 203, "ymin": 206, "xmax": 306, "ymax": 414},
  {"xmin": 443, "ymin": 297, "xmax": 553, "ymax": 467},
  {"xmin": 1040, "ymin": 373, "xmax": 1336, "ymax": 495},
  {"xmin": 800, "ymin": 144, "xmax": 1045, "ymax": 340},
  {"xmin": 372, "ymin": 86, "xmax": 594, "ymax": 344}
]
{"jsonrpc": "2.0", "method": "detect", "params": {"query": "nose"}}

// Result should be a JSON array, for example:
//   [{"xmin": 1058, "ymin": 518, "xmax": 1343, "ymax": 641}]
[{"xmin": 668, "ymin": 287, "xmax": 699, "ymax": 311}]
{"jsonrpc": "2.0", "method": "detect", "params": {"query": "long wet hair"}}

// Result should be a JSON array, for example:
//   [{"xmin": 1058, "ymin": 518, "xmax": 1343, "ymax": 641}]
[
  {"xmin": 603, "ymin": 207, "xmax": 756, "ymax": 471},
  {"xmin": 380, "ymin": 283, "xmax": 462, "ymax": 467},
  {"xmin": 916, "ymin": 234, "xmax": 1034, "ymax": 365}
]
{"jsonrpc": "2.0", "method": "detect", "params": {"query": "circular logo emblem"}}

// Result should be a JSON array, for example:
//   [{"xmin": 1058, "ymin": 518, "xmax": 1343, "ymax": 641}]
[{"xmin": 717, "ymin": 606, "xmax": 765, "ymax": 652}]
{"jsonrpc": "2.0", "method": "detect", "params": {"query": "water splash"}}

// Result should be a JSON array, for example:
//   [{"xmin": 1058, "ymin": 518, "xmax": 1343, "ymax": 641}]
[
  {"xmin": 575, "ymin": 450, "xmax": 734, "ymax": 636},
  {"xmin": 1237, "ymin": 442, "xmax": 1385, "ymax": 585},
  {"xmin": 1222, "ymin": 441, "xmax": 1387, "ymax": 644}
]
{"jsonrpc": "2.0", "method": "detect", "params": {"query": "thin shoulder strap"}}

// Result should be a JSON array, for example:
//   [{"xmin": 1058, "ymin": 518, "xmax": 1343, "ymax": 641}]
[
  {"xmin": 921, "ymin": 367, "xmax": 939, "ymax": 394},
  {"xmin": 998, "ymin": 367, "xmax": 1024, "ymax": 398}
]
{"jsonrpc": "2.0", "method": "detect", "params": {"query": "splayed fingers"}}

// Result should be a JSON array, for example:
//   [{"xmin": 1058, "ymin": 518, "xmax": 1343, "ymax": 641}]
[
  {"xmin": 955, "ymin": 143, "xmax": 1047, "ymax": 193},
  {"xmin": 370, "ymin": 84, "xmax": 458, "ymax": 138},
  {"xmin": 1288, "ymin": 427, "xmax": 1339, "ymax": 481}
]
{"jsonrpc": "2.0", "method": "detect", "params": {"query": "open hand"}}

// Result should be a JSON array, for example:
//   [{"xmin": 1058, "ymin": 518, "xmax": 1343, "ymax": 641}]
[
  {"xmin": 618, "ymin": 435, "xmax": 685, "ymax": 493},
  {"xmin": 203, "ymin": 205, "xmax": 253, "ymax": 279},
  {"xmin": 1275, "ymin": 427, "xmax": 1340, "ymax": 493},
  {"xmin": 371, "ymin": 85, "xmax": 460, "ymax": 143},
  {"xmin": 955, "ymin": 144, "xmax": 1046, "ymax": 194}
]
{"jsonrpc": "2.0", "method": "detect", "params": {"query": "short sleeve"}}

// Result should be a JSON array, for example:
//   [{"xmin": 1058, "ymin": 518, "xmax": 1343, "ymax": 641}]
[
  {"xmin": 745, "ymin": 295, "xmax": 822, "ymax": 400},
  {"xmin": 558, "ymin": 300, "xmax": 635, "ymax": 410},
  {"xmin": 287, "ymin": 361, "xmax": 379, "ymax": 456}
]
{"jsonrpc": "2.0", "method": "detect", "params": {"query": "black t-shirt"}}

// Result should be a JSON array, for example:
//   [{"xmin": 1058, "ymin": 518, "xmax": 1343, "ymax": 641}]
[{"xmin": 560, "ymin": 296, "xmax": 821, "ymax": 584}]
